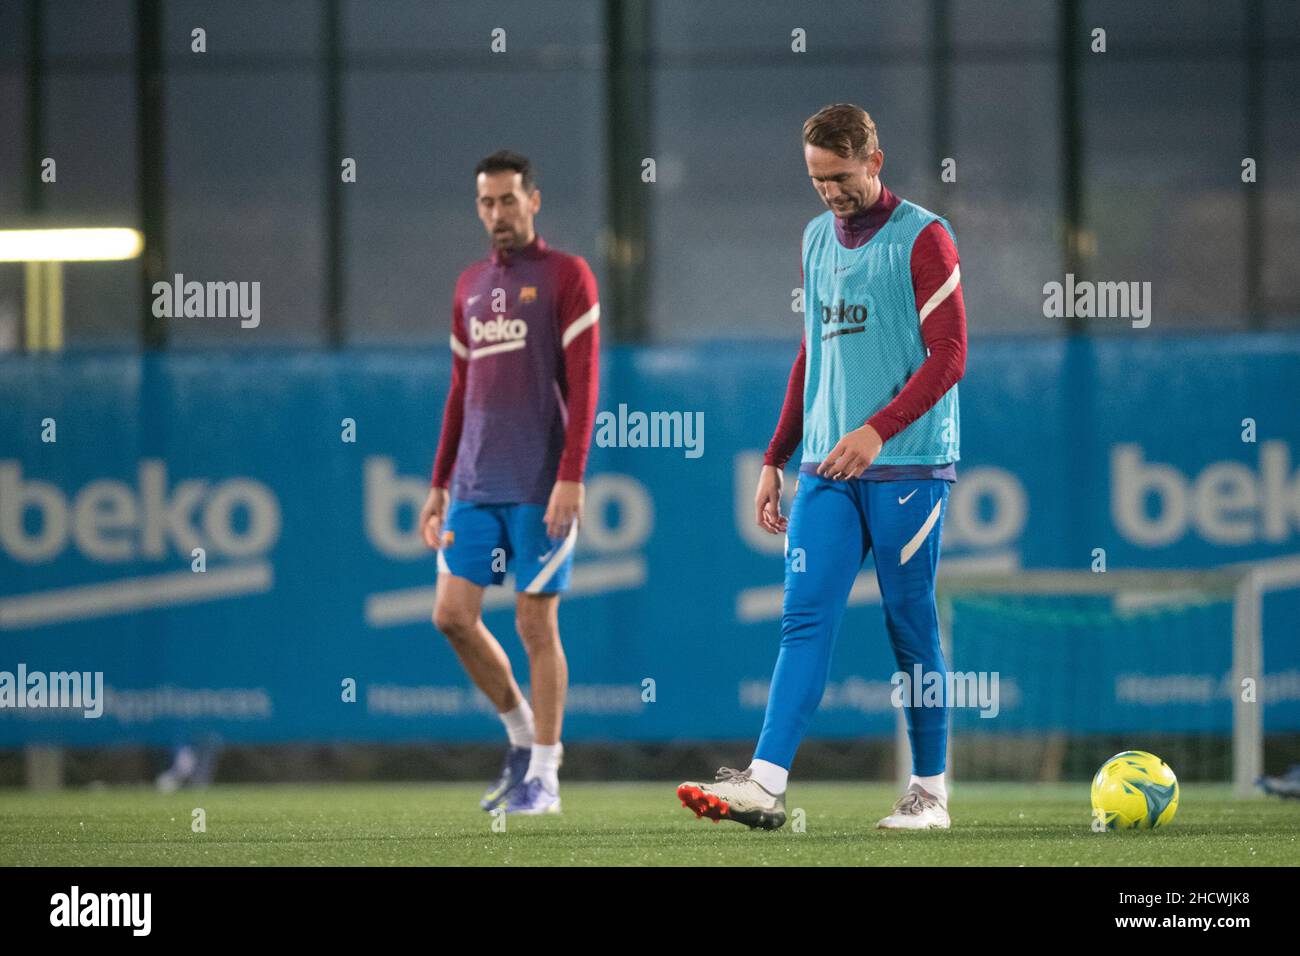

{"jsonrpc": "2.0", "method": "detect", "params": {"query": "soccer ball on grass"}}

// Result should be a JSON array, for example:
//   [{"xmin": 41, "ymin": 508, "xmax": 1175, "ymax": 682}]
[{"xmin": 1090, "ymin": 750, "xmax": 1179, "ymax": 830}]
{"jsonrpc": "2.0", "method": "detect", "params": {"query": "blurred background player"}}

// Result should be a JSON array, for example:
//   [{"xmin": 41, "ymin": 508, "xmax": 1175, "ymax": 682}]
[
  {"xmin": 418, "ymin": 150, "xmax": 600, "ymax": 815},
  {"xmin": 678, "ymin": 104, "xmax": 966, "ymax": 830},
  {"xmin": 154, "ymin": 736, "xmax": 222, "ymax": 793}
]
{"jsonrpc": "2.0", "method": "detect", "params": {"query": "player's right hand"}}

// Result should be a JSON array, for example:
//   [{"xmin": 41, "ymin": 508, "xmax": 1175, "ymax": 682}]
[
  {"xmin": 754, "ymin": 465, "xmax": 789, "ymax": 535},
  {"xmin": 420, "ymin": 486, "xmax": 450, "ymax": 549}
]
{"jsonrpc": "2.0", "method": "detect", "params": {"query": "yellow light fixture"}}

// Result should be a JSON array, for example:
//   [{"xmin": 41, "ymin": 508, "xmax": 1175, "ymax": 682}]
[
  {"xmin": 0, "ymin": 227, "xmax": 144, "ymax": 351},
  {"xmin": 0, "ymin": 227, "xmax": 144, "ymax": 262}
]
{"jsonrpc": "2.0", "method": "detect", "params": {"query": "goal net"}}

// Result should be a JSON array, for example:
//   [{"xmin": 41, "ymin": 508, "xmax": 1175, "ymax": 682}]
[{"xmin": 896, "ymin": 568, "xmax": 1265, "ymax": 797}]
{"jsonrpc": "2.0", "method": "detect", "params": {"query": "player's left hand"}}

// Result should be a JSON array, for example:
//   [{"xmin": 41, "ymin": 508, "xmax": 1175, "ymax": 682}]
[
  {"xmin": 544, "ymin": 480, "xmax": 584, "ymax": 540},
  {"xmin": 817, "ymin": 423, "xmax": 884, "ymax": 480}
]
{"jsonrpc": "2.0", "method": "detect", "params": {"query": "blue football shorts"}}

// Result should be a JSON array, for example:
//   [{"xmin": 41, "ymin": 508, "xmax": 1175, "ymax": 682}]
[{"xmin": 437, "ymin": 500, "xmax": 578, "ymax": 594}]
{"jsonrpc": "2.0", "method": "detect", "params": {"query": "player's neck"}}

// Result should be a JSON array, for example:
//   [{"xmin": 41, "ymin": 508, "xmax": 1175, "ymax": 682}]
[
  {"xmin": 493, "ymin": 230, "xmax": 538, "ymax": 263},
  {"xmin": 839, "ymin": 182, "xmax": 890, "ymax": 224},
  {"xmin": 835, "ymin": 182, "xmax": 887, "ymax": 225},
  {"xmin": 863, "ymin": 178, "xmax": 883, "ymax": 211}
]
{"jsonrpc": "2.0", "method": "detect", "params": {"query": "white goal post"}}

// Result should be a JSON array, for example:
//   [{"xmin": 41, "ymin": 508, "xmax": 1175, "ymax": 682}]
[{"xmin": 893, "ymin": 561, "xmax": 1300, "ymax": 799}]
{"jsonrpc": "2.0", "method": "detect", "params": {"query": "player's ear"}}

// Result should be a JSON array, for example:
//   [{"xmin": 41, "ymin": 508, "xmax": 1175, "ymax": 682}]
[
  {"xmin": 869, "ymin": 148, "xmax": 884, "ymax": 177},
  {"xmin": 530, "ymin": 188, "xmax": 541, "ymax": 214}
]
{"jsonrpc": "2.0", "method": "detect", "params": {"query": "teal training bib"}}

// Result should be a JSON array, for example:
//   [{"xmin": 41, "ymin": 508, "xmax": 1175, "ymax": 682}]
[{"xmin": 801, "ymin": 200, "xmax": 960, "ymax": 466}]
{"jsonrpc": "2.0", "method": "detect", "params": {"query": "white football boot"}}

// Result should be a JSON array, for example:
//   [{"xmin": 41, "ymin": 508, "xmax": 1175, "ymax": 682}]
[
  {"xmin": 677, "ymin": 766, "xmax": 787, "ymax": 830},
  {"xmin": 876, "ymin": 783, "xmax": 951, "ymax": 829},
  {"xmin": 504, "ymin": 777, "xmax": 562, "ymax": 815}
]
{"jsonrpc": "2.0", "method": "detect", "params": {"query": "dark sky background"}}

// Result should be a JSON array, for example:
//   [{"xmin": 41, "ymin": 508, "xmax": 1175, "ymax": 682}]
[{"xmin": 0, "ymin": 0, "xmax": 1296, "ymax": 346}]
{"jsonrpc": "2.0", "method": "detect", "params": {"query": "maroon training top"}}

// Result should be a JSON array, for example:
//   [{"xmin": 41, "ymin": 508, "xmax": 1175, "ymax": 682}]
[{"xmin": 431, "ymin": 236, "xmax": 600, "ymax": 504}]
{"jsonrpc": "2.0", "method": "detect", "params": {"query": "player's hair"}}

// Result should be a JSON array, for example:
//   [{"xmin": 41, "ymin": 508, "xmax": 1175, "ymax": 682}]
[
  {"xmin": 475, "ymin": 149, "xmax": 537, "ymax": 192},
  {"xmin": 802, "ymin": 104, "xmax": 879, "ymax": 160}
]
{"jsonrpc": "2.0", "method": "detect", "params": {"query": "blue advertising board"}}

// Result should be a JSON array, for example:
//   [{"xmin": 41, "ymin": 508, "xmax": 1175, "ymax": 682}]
[{"xmin": 2, "ymin": 336, "xmax": 1298, "ymax": 746}]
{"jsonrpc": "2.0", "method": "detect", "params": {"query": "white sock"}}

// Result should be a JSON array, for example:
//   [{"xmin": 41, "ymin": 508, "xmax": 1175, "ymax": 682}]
[
  {"xmin": 910, "ymin": 772, "xmax": 947, "ymax": 804},
  {"xmin": 499, "ymin": 701, "xmax": 534, "ymax": 749},
  {"xmin": 526, "ymin": 742, "xmax": 563, "ymax": 791},
  {"xmin": 748, "ymin": 758, "xmax": 789, "ymax": 795}
]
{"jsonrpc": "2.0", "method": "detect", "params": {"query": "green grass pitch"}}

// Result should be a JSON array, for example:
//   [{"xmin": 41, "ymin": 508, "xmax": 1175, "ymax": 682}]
[{"xmin": 1, "ymin": 782, "xmax": 1296, "ymax": 866}]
